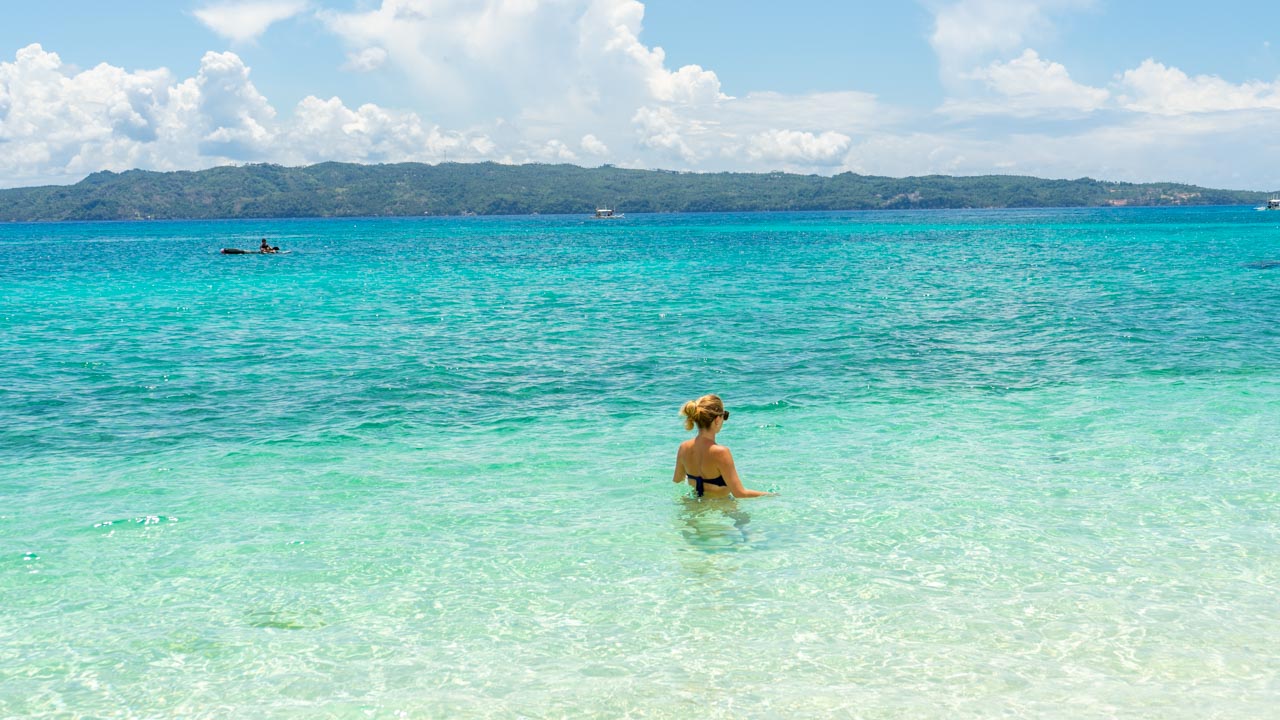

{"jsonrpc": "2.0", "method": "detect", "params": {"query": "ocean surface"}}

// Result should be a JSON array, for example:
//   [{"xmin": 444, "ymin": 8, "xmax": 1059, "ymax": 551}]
[{"xmin": 2, "ymin": 207, "xmax": 1278, "ymax": 718}]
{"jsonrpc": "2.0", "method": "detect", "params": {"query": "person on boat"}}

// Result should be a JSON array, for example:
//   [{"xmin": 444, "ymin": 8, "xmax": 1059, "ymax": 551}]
[
  {"xmin": 259, "ymin": 238, "xmax": 279, "ymax": 253},
  {"xmin": 673, "ymin": 394, "xmax": 773, "ymax": 498}
]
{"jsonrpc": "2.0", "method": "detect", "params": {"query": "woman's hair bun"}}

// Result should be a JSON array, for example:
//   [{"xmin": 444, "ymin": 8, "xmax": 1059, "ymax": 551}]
[
  {"xmin": 680, "ymin": 400, "xmax": 699, "ymax": 431},
  {"xmin": 680, "ymin": 394, "xmax": 724, "ymax": 431}
]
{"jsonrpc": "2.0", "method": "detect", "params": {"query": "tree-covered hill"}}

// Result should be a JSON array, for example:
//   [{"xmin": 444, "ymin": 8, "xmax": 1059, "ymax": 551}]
[{"xmin": 0, "ymin": 162, "xmax": 1271, "ymax": 221}]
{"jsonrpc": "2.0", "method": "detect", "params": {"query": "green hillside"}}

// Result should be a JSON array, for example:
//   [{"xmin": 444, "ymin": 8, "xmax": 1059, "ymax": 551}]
[{"xmin": 0, "ymin": 162, "xmax": 1270, "ymax": 221}]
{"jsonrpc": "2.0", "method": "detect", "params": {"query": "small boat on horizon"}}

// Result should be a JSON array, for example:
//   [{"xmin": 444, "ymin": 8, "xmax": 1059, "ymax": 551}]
[
  {"xmin": 1256, "ymin": 198, "xmax": 1280, "ymax": 210},
  {"xmin": 593, "ymin": 207, "xmax": 624, "ymax": 219}
]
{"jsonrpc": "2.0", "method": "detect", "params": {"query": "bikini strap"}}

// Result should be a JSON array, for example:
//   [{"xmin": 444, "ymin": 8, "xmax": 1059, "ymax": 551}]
[{"xmin": 688, "ymin": 474, "xmax": 706, "ymax": 497}]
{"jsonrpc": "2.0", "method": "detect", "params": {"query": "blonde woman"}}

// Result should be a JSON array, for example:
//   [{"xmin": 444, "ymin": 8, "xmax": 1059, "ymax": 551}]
[{"xmin": 673, "ymin": 394, "xmax": 773, "ymax": 498}]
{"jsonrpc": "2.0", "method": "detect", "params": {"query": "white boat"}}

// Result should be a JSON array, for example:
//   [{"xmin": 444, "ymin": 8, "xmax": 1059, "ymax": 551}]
[
  {"xmin": 1257, "ymin": 198, "xmax": 1280, "ymax": 210},
  {"xmin": 593, "ymin": 207, "xmax": 624, "ymax": 219}
]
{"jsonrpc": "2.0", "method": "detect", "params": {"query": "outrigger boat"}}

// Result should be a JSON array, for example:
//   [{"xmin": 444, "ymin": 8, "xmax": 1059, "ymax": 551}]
[{"xmin": 222, "ymin": 238, "xmax": 283, "ymax": 254}]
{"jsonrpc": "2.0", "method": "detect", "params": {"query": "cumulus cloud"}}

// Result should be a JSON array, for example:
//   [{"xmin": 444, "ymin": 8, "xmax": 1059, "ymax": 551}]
[
  {"xmin": 0, "ymin": 2, "xmax": 902, "ymax": 185},
  {"xmin": 19, "ymin": 0, "xmax": 1280, "ymax": 190},
  {"xmin": 648, "ymin": 62, "xmax": 724, "ymax": 105},
  {"xmin": 580, "ymin": 134, "xmax": 609, "ymax": 156},
  {"xmin": 317, "ymin": 0, "xmax": 727, "ymax": 141},
  {"xmin": 929, "ymin": 0, "xmax": 1094, "ymax": 83},
  {"xmin": 529, "ymin": 139, "xmax": 579, "ymax": 163},
  {"xmin": 746, "ymin": 130, "xmax": 852, "ymax": 166},
  {"xmin": 575, "ymin": 0, "xmax": 727, "ymax": 106},
  {"xmin": 0, "ymin": 44, "xmax": 177, "ymax": 180},
  {"xmin": 0, "ymin": 32, "xmax": 871, "ymax": 188},
  {"xmin": 284, "ymin": 96, "xmax": 493, "ymax": 164},
  {"xmin": 939, "ymin": 49, "xmax": 1280, "ymax": 122},
  {"xmin": 624, "ymin": 90, "xmax": 886, "ymax": 170},
  {"xmin": 1116, "ymin": 60, "xmax": 1280, "ymax": 115},
  {"xmin": 314, "ymin": 0, "xmax": 908, "ymax": 175},
  {"xmin": 319, "ymin": 0, "xmax": 584, "ymax": 118},
  {"xmin": 943, "ymin": 48, "xmax": 1109, "ymax": 116},
  {"xmin": 185, "ymin": 51, "xmax": 278, "ymax": 159},
  {"xmin": 841, "ymin": 110, "xmax": 1280, "ymax": 189},
  {"xmin": 194, "ymin": 0, "xmax": 309, "ymax": 44},
  {"xmin": 0, "ymin": 44, "xmax": 495, "ymax": 187},
  {"xmin": 315, "ymin": 0, "xmax": 890, "ymax": 172},
  {"xmin": 631, "ymin": 105, "xmax": 701, "ymax": 163}
]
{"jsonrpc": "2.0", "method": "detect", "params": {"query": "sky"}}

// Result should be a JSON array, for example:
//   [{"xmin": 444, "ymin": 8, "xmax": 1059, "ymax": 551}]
[{"xmin": 2, "ymin": 1, "xmax": 1280, "ymax": 189}]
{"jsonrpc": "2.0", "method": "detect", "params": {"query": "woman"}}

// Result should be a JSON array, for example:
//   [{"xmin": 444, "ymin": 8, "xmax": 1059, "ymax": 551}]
[{"xmin": 673, "ymin": 394, "xmax": 773, "ymax": 498}]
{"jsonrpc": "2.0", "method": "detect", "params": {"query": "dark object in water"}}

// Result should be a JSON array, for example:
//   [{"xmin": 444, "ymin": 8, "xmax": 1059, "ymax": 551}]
[
  {"xmin": 221, "ymin": 248, "xmax": 282, "ymax": 255},
  {"xmin": 1244, "ymin": 260, "xmax": 1280, "ymax": 270}
]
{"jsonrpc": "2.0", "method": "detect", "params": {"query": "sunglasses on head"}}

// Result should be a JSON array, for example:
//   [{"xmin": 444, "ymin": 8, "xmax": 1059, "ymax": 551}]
[{"xmin": 720, "ymin": 410, "xmax": 730, "ymax": 420}]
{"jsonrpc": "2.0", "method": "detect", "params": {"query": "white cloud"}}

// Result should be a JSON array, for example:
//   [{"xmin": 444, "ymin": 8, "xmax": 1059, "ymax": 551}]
[
  {"xmin": 529, "ymin": 139, "xmax": 579, "ymax": 163},
  {"xmin": 839, "ymin": 109, "xmax": 1280, "ymax": 189},
  {"xmin": 0, "ymin": 44, "xmax": 496, "ymax": 187},
  {"xmin": 1117, "ymin": 59, "xmax": 1280, "ymax": 115},
  {"xmin": 185, "ymin": 51, "xmax": 277, "ymax": 159},
  {"xmin": 580, "ymin": 134, "xmax": 609, "ymax": 156},
  {"xmin": 944, "ymin": 48, "xmax": 1109, "ymax": 116},
  {"xmin": 624, "ymin": 90, "xmax": 885, "ymax": 171},
  {"xmin": 938, "ymin": 48, "xmax": 1280, "ymax": 121},
  {"xmin": 0, "ymin": 36, "xmax": 870, "ymax": 187},
  {"xmin": 0, "ymin": 44, "xmax": 176, "ymax": 179},
  {"xmin": 931, "ymin": 0, "xmax": 1045, "ymax": 65},
  {"xmin": 725, "ymin": 91, "xmax": 888, "ymax": 132},
  {"xmin": 0, "ymin": 3, "xmax": 902, "ymax": 185},
  {"xmin": 631, "ymin": 105, "xmax": 700, "ymax": 162},
  {"xmin": 929, "ymin": 0, "xmax": 1094, "ymax": 83},
  {"xmin": 746, "ymin": 130, "xmax": 851, "ymax": 166},
  {"xmin": 317, "ymin": 0, "xmax": 726, "ymax": 139},
  {"xmin": 648, "ymin": 62, "xmax": 724, "ymax": 105},
  {"xmin": 319, "ymin": 0, "xmax": 582, "ymax": 118},
  {"xmin": 342, "ymin": 47, "xmax": 387, "ymax": 73},
  {"xmin": 576, "ymin": 0, "xmax": 727, "ymax": 106},
  {"xmin": 14, "ymin": 1, "xmax": 1280, "ymax": 191},
  {"xmin": 284, "ymin": 96, "xmax": 493, "ymax": 164},
  {"xmin": 315, "ymin": 0, "xmax": 899, "ymax": 172},
  {"xmin": 194, "ymin": 0, "xmax": 309, "ymax": 44}
]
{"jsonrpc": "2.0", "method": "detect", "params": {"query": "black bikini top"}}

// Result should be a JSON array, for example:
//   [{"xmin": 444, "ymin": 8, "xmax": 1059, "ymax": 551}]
[{"xmin": 687, "ymin": 474, "xmax": 726, "ymax": 497}]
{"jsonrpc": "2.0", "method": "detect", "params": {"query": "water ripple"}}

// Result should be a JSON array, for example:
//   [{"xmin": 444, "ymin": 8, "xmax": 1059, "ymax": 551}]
[{"xmin": 2, "ymin": 209, "xmax": 1279, "ymax": 717}]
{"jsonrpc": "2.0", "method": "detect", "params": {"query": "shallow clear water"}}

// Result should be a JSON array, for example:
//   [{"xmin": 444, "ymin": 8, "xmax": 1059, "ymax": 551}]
[{"xmin": 2, "ymin": 208, "xmax": 1279, "ymax": 718}]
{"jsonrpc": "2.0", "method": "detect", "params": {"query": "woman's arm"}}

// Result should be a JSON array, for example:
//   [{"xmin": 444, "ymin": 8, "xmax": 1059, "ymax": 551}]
[
  {"xmin": 714, "ymin": 446, "xmax": 773, "ymax": 498},
  {"xmin": 672, "ymin": 447, "xmax": 686, "ymax": 484}
]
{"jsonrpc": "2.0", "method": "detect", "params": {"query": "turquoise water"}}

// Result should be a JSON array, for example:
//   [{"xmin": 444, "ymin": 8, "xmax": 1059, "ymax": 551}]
[{"xmin": 2, "ymin": 207, "xmax": 1279, "ymax": 718}]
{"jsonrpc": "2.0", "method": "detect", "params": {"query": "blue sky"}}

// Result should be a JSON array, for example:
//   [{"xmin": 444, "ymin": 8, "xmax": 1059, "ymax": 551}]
[{"xmin": 3, "ymin": 1, "xmax": 1280, "ymax": 189}]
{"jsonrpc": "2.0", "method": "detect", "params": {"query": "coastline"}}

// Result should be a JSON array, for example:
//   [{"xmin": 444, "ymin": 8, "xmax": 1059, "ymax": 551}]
[{"xmin": 0, "ymin": 161, "xmax": 1272, "ymax": 222}]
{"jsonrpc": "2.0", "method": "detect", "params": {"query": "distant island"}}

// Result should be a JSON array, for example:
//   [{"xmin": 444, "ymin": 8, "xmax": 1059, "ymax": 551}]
[{"xmin": 0, "ymin": 162, "xmax": 1272, "ymax": 222}]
